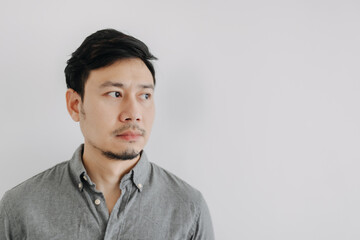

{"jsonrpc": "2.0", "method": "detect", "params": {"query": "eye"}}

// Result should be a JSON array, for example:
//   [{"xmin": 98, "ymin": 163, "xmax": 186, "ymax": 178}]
[
  {"xmin": 140, "ymin": 93, "xmax": 151, "ymax": 100},
  {"xmin": 108, "ymin": 91, "xmax": 122, "ymax": 98}
]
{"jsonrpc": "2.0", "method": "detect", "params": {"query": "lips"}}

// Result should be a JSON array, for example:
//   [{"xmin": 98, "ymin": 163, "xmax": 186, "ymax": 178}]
[{"xmin": 117, "ymin": 131, "xmax": 142, "ymax": 141}]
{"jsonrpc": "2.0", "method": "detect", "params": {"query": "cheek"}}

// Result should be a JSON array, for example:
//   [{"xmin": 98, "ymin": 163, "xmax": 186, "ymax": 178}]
[
  {"xmin": 144, "ymin": 107, "xmax": 155, "ymax": 128},
  {"xmin": 82, "ymin": 104, "xmax": 117, "ymax": 131},
  {"xmin": 88, "ymin": 101, "xmax": 116, "ymax": 120}
]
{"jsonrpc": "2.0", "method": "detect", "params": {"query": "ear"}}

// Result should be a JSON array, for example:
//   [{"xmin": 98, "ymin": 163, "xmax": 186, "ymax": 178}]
[{"xmin": 66, "ymin": 89, "xmax": 82, "ymax": 122}]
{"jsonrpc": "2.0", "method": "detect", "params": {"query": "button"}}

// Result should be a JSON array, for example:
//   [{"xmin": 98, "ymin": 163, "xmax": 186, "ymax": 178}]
[
  {"xmin": 83, "ymin": 175, "xmax": 88, "ymax": 181},
  {"xmin": 78, "ymin": 183, "xmax": 83, "ymax": 189},
  {"xmin": 94, "ymin": 199, "xmax": 101, "ymax": 205},
  {"xmin": 137, "ymin": 183, "xmax": 143, "ymax": 189}
]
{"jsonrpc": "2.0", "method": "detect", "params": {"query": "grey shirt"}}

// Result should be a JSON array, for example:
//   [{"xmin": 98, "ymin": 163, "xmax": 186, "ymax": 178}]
[{"xmin": 0, "ymin": 145, "xmax": 214, "ymax": 240}]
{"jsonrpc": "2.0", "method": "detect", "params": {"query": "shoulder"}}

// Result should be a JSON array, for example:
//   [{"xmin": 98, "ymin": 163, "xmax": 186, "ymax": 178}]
[
  {"xmin": 145, "ymin": 162, "xmax": 214, "ymax": 239},
  {"xmin": 147, "ymin": 162, "xmax": 204, "ymax": 208},
  {"xmin": 1, "ymin": 160, "xmax": 70, "ymax": 209}
]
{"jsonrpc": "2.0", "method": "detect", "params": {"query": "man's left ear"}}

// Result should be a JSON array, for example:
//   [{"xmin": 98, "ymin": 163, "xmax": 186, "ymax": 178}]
[{"xmin": 66, "ymin": 89, "xmax": 81, "ymax": 122}]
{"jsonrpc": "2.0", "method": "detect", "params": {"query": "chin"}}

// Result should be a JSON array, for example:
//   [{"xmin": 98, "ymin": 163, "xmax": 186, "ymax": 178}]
[{"xmin": 102, "ymin": 147, "xmax": 142, "ymax": 160}]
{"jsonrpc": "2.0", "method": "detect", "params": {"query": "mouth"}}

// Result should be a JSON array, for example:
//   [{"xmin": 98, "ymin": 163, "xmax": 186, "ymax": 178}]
[{"xmin": 116, "ymin": 131, "xmax": 143, "ymax": 141}]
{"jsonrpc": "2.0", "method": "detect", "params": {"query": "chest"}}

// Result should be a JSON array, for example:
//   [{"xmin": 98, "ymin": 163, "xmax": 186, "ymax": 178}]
[{"xmin": 19, "ymin": 185, "xmax": 193, "ymax": 240}]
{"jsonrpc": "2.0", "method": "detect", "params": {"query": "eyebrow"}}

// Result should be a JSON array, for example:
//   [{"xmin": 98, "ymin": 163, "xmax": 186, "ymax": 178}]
[
  {"xmin": 99, "ymin": 81, "xmax": 154, "ymax": 90},
  {"xmin": 100, "ymin": 81, "xmax": 124, "ymax": 88},
  {"xmin": 139, "ymin": 84, "xmax": 155, "ymax": 90}
]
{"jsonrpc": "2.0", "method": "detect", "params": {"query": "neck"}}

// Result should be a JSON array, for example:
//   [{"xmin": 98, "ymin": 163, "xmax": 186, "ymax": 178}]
[{"xmin": 82, "ymin": 143, "xmax": 140, "ymax": 191}]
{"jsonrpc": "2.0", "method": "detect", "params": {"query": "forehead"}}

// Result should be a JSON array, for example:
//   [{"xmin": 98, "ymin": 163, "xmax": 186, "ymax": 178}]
[{"xmin": 85, "ymin": 58, "xmax": 154, "ymax": 89}]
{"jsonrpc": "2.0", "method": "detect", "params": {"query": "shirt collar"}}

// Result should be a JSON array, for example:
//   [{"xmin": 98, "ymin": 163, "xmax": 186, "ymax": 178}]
[
  {"xmin": 69, "ymin": 144, "xmax": 151, "ymax": 192},
  {"xmin": 130, "ymin": 150, "xmax": 150, "ymax": 192},
  {"xmin": 69, "ymin": 144, "xmax": 87, "ymax": 184}
]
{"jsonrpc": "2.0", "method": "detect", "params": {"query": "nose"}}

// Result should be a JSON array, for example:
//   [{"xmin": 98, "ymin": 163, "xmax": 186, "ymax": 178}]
[{"xmin": 119, "ymin": 97, "xmax": 141, "ymax": 123}]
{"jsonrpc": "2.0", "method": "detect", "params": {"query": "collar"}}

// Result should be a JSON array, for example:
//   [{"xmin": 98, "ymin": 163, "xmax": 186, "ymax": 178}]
[
  {"xmin": 69, "ymin": 144, "xmax": 151, "ymax": 192},
  {"xmin": 129, "ymin": 150, "xmax": 150, "ymax": 192}
]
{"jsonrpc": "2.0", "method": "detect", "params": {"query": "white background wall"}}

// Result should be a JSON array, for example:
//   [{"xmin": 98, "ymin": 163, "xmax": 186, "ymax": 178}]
[{"xmin": 1, "ymin": 0, "xmax": 360, "ymax": 239}]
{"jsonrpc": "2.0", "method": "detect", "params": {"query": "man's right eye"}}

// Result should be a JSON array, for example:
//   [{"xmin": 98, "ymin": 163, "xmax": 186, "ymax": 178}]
[{"xmin": 108, "ymin": 91, "xmax": 122, "ymax": 98}]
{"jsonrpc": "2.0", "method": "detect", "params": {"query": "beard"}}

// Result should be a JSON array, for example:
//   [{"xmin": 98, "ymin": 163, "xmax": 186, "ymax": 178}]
[
  {"xmin": 102, "ymin": 149, "xmax": 141, "ymax": 160},
  {"xmin": 88, "ymin": 139, "xmax": 142, "ymax": 161}
]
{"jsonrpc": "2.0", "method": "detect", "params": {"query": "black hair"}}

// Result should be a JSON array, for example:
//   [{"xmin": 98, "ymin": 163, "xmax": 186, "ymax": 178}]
[{"xmin": 64, "ymin": 29, "xmax": 157, "ymax": 99}]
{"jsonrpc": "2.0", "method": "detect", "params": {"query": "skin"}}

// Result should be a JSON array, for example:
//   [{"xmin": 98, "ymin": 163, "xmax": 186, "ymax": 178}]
[{"xmin": 66, "ymin": 58, "xmax": 155, "ymax": 214}]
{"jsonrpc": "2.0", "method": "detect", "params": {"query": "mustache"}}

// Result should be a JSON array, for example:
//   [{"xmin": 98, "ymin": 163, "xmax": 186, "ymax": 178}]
[{"xmin": 112, "ymin": 124, "xmax": 146, "ymax": 136}]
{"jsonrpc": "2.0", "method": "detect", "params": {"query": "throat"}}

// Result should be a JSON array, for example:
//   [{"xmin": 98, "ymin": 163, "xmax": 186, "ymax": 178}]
[{"xmin": 104, "ymin": 189, "xmax": 122, "ymax": 214}]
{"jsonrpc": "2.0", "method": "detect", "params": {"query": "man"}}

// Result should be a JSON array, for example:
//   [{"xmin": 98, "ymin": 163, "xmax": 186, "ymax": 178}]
[{"xmin": 0, "ymin": 29, "xmax": 214, "ymax": 239}]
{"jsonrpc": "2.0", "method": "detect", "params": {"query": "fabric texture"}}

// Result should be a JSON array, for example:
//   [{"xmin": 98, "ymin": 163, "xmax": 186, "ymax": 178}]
[{"xmin": 0, "ymin": 145, "xmax": 214, "ymax": 240}]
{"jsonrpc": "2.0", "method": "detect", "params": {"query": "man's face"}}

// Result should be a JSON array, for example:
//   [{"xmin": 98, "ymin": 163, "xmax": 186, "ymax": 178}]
[{"xmin": 77, "ymin": 58, "xmax": 155, "ymax": 160}]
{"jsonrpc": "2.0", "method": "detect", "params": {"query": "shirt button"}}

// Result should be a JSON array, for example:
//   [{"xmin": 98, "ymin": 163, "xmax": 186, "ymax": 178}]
[
  {"xmin": 138, "ymin": 183, "xmax": 143, "ymax": 189},
  {"xmin": 83, "ymin": 175, "xmax": 88, "ymax": 181},
  {"xmin": 94, "ymin": 199, "xmax": 101, "ymax": 205},
  {"xmin": 78, "ymin": 183, "xmax": 83, "ymax": 189}
]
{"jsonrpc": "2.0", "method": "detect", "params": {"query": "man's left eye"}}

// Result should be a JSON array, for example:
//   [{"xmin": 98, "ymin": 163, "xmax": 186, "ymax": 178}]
[{"xmin": 140, "ymin": 93, "xmax": 151, "ymax": 100}]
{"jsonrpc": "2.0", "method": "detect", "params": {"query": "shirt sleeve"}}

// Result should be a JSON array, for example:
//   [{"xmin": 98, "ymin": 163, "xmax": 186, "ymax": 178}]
[{"xmin": 190, "ymin": 193, "xmax": 215, "ymax": 240}]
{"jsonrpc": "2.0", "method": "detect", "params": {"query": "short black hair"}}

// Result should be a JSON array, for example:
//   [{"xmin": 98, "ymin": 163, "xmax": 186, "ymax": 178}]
[{"xmin": 65, "ymin": 29, "xmax": 157, "ymax": 99}]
